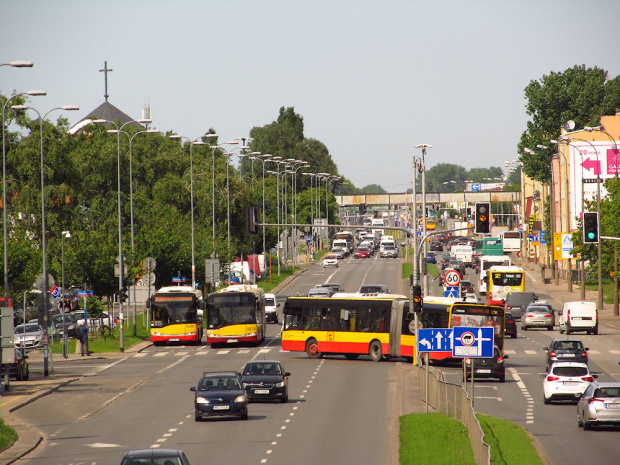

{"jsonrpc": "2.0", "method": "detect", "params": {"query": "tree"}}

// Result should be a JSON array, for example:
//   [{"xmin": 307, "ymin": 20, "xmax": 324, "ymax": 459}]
[
  {"xmin": 361, "ymin": 184, "xmax": 386, "ymax": 194},
  {"xmin": 519, "ymin": 65, "xmax": 620, "ymax": 183}
]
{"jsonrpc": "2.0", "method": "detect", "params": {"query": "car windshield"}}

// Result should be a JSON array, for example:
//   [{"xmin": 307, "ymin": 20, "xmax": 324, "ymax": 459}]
[
  {"xmin": 15, "ymin": 324, "xmax": 40, "ymax": 334},
  {"xmin": 53, "ymin": 314, "xmax": 73, "ymax": 324},
  {"xmin": 552, "ymin": 366, "xmax": 589, "ymax": 377},
  {"xmin": 556, "ymin": 341, "xmax": 583, "ymax": 350},
  {"xmin": 243, "ymin": 363, "xmax": 282, "ymax": 376},
  {"xmin": 200, "ymin": 376, "xmax": 241, "ymax": 390},
  {"xmin": 594, "ymin": 387, "xmax": 620, "ymax": 397},
  {"xmin": 265, "ymin": 298, "xmax": 276, "ymax": 307}
]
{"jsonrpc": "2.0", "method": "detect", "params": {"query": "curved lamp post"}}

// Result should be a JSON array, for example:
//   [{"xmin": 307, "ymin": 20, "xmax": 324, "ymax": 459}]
[
  {"xmin": 0, "ymin": 61, "xmax": 33, "ymax": 68},
  {"xmin": 11, "ymin": 104, "xmax": 79, "ymax": 375},
  {"xmin": 61, "ymin": 230, "xmax": 71, "ymax": 358}
]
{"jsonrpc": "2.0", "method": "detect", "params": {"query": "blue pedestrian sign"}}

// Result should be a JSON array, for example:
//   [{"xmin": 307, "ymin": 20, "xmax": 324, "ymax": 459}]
[
  {"xmin": 444, "ymin": 285, "xmax": 459, "ymax": 298},
  {"xmin": 452, "ymin": 327, "xmax": 494, "ymax": 358},
  {"xmin": 417, "ymin": 328, "xmax": 453, "ymax": 353}
]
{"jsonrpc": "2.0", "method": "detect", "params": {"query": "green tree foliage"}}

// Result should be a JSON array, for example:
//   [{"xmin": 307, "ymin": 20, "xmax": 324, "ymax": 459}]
[{"xmin": 519, "ymin": 65, "xmax": 620, "ymax": 183}]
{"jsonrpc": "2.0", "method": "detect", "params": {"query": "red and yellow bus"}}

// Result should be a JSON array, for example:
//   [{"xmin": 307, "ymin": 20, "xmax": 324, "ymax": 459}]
[
  {"xmin": 148, "ymin": 286, "xmax": 203, "ymax": 345},
  {"xmin": 281, "ymin": 293, "xmax": 415, "ymax": 362},
  {"xmin": 420, "ymin": 296, "xmax": 505, "ymax": 362},
  {"xmin": 205, "ymin": 284, "xmax": 266, "ymax": 347},
  {"xmin": 486, "ymin": 266, "xmax": 525, "ymax": 306}
]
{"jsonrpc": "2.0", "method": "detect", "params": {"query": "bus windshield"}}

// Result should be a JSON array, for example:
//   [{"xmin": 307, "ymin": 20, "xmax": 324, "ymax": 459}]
[
  {"xmin": 207, "ymin": 294, "xmax": 257, "ymax": 328},
  {"xmin": 151, "ymin": 295, "xmax": 198, "ymax": 328}
]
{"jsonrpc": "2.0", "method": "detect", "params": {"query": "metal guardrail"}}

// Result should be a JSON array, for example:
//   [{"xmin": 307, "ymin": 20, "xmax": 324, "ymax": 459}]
[{"xmin": 420, "ymin": 365, "xmax": 491, "ymax": 465}]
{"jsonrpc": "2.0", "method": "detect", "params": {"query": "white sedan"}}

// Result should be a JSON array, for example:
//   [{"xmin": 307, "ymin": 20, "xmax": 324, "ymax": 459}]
[
  {"xmin": 542, "ymin": 361, "xmax": 595, "ymax": 404},
  {"xmin": 14, "ymin": 323, "xmax": 45, "ymax": 348}
]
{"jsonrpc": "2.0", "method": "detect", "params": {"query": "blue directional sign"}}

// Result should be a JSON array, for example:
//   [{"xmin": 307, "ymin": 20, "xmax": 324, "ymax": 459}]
[
  {"xmin": 417, "ymin": 328, "xmax": 453, "ymax": 353},
  {"xmin": 76, "ymin": 290, "xmax": 94, "ymax": 297},
  {"xmin": 444, "ymin": 286, "xmax": 459, "ymax": 298},
  {"xmin": 452, "ymin": 326, "xmax": 494, "ymax": 358},
  {"xmin": 472, "ymin": 183, "xmax": 481, "ymax": 191}
]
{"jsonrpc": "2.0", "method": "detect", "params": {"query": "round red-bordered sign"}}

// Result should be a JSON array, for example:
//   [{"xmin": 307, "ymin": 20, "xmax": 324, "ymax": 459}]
[
  {"xmin": 460, "ymin": 331, "xmax": 475, "ymax": 346},
  {"xmin": 444, "ymin": 270, "xmax": 461, "ymax": 287}
]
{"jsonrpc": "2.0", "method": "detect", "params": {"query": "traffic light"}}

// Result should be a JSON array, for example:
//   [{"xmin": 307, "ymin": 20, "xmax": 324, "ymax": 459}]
[
  {"xmin": 466, "ymin": 207, "xmax": 472, "ymax": 218},
  {"xmin": 245, "ymin": 205, "xmax": 259, "ymax": 235},
  {"xmin": 412, "ymin": 285, "xmax": 422, "ymax": 313},
  {"xmin": 475, "ymin": 202, "xmax": 490, "ymax": 234},
  {"xmin": 583, "ymin": 212, "xmax": 599, "ymax": 244},
  {"xmin": 118, "ymin": 286, "xmax": 128, "ymax": 303}
]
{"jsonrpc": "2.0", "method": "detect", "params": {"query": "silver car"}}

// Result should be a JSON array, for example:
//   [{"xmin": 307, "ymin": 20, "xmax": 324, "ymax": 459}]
[
  {"xmin": 14, "ymin": 323, "xmax": 45, "ymax": 348},
  {"xmin": 577, "ymin": 381, "xmax": 620, "ymax": 430},
  {"xmin": 521, "ymin": 305, "xmax": 554, "ymax": 331}
]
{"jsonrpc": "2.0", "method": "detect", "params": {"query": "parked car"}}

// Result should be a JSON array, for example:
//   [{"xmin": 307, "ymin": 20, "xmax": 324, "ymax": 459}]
[
  {"xmin": 190, "ymin": 371, "xmax": 248, "ymax": 421},
  {"xmin": 559, "ymin": 300, "xmax": 598, "ymax": 335},
  {"xmin": 242, "ymin": 360, "xmax": 290, "ymax": 403},
  {"xmin": 120, "ymin": 449, "xmax": 192, "ymax": 465},
  {"xmin": 52, "ymin": 312, "xmax": 77, "ymax": 338},
  {"xmin": 521, "ymin": 305, "xmax": 554, "ymax": 331},
  {"xmin": 544, "ymin": 338, "xmax": 589, "ymax": 371},
  {"xmin": 2, "ymin": 347, "xmax": 29, "ymax": 381},
  {"xmin": 354, "ymin": 247, "xmax": 371, "ymax": 259},
  {"xmin": 463, "ymin": 345, "xmax": 508, "ymax": 382},
  {"xmin": 264, "ymin": 293, "xmax": 279, "ymax": 324},
  {"xmin": 426, "ymin": 251, "xmax": 437, "ymax": 264},
  {"xmin": 322, "ymin": 253, "xmax": 339, "ymax": 268},
  {"xmin": 577, "ymin": 381, "xmax": 620, "ymax": 430},
  {"xmin": 14, "ymin": 323, "xmax": 44, "ymax": 349},
  {"xmin": 430, "ymin": 240, "xmax": 443, "ymax": 251},
  {"xmin": 359, "ymin": 284, "xmax": 390, "ymax": 294},
  {"xmin": 504, "ymin": 312, "xmax": 517, "ymax": 339},
  {"xmin": 504, "ymin": 291, "xmax": 538, "ymax": 320},
  {"xmin": 542, "ymin": 362, "xmax": 595, "ymax": 404}
]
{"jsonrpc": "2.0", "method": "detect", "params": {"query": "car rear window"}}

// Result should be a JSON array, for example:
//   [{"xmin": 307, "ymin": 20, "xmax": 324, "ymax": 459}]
[
  {"xmin": 556, "ymin": 341, "xmax": 583, "ymax": 350},
  {"xmin": 552, "ymin": 366, "xmax": 589, "ymax": 377},
  {"xmin": 594, "ymin": 388, "xmax": 620, "ymax": 397}
]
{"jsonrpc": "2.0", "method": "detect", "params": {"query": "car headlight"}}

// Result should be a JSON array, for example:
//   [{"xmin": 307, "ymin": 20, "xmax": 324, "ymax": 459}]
[
  {"xmin": 234, "ymin": 395, "xmax": 247, "ymax": 403},
  {"xmin": 196, "ymin": 397, "xmax": 210, "ymax": 404},
  {"xmin": 275, "ymin": 381, "xmax": 285, "ymax": 388}
]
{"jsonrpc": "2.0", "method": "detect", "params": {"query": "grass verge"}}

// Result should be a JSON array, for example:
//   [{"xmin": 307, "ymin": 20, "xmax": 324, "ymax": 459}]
[{"xmin": 0, "ymin": 417, "xmax": 18, "ymax": 452}]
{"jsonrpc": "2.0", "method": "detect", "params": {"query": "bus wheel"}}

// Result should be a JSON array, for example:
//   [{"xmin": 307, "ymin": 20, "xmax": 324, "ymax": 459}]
[
  {"xmin": 306, "ymin": 338, "xmax": 323, "ymax": 359},
  {"xmin": 369, "ymin": 341, "xmax": 382, "ymax": 362},
  {"xmin": 344, "ymin": 354, "xmax": 359, "ymax": 360}
]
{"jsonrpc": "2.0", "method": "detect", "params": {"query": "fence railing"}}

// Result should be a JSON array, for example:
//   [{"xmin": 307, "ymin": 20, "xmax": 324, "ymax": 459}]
[{"xmin": 420, "ymin": 365, "xmax": 490, "ymax": 465}]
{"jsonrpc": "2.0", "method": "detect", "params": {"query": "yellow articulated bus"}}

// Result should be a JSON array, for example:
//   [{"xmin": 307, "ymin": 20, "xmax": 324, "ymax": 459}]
[
  {"xmin": 281, "ymin": 293, "xmax": 415, "ymax": 362},
  {"xmin": 148, "ymin": 286, "xmax": 203, "ymax": 345},
  {"xmin": 205, "ymin": 284, "xmax": 266, "ymax": 347}
]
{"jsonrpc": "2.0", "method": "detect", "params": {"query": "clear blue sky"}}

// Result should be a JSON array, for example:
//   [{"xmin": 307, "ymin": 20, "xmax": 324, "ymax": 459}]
[{"xmin": 2, "ymin": 0, "xmax": 619, "ymax": 192}]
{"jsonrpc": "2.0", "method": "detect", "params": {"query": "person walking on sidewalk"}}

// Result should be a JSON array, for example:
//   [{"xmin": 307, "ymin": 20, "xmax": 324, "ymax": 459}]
[{"xmin": 78, "ymin": 320, "xmax": 90, "ymax": 356}]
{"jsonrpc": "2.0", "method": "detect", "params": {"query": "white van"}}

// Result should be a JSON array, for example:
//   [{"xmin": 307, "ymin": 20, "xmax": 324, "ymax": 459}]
[
  {"xmin": 558, "ymin": 301, "xmax": 598, "ymax": 335},
  {"xmin": 380, "ymin": 235, "xmax": 395, "ymax": 253},
  {"xmin": 264, "ymin": 293, "xmax": 280, "ymax": 324},
  {"xmin": 332, "ymin": 239, "xmax": 351, "ymax": 256}
]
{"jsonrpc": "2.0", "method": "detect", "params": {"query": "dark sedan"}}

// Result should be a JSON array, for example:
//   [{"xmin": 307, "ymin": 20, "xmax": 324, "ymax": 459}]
[
  {"xmin": 463, "ymin": 345, "xmax": 508, "ymax": 382},
  {"xmin": 430, "ymin": 240, "xmax": 443, "ymax": 251},
  {"xmin": 504, "ymin": 312, "xmax": 517, "ymax": 339},
  {"xmin": 242, "ymin": 360, "xmax": 290, "ymax": 403},
  {"xmin": 190, "ymin": 371, "xmax": 248, "ymax": 420}
]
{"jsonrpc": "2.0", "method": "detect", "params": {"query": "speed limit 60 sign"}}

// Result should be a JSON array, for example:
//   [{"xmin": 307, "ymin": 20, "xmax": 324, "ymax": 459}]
[{"xmin": 444, "ymin": 270, "xmax": 461, "ymax": 287}]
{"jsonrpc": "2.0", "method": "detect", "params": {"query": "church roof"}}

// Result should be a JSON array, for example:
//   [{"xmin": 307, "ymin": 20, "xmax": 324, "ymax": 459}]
[{"xmin": 69, "ymin": 101, "xmax": 145, "ymax": 134}]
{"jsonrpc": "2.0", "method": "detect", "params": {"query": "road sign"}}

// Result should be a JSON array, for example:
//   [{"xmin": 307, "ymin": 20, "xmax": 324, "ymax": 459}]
[
  {"xmin": 444, "ymin": 285, "xmax": 460, "ymax": 298},
  {"xmin": 417, "ymin": 328, "xmax": 453, "ymax": 352},
  {"xmin": 452, "ymin": 326, "xmax": 494, "ymax": 357},
  {"xmin": 444, "ymin": 270, "xmax": 461, "ymax": 287},
  {"xmin": 76, "ymin": 290, "xmax": 94, "ymax": 296}
]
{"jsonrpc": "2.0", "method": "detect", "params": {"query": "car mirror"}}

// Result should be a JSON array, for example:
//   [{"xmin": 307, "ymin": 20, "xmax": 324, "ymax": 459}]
[
  {"xmin": 585, "ymin": 348, "xmax": 589, "ymax": 351},
  {"xmin": 593, "ymin": 374, "xmax": 598, "ymax": 378},
  {"xmin": 190, "ymin": 387, "xmax": 196, "ymax": 392},
  {"xmin": 285, "ymin": 372, "xmax": 291, "ymax": 376},
  {"xmin": 540, "ymin": 374, "xmax": 547, "ymax": 378},
  {"xmin": 543, "ymin": 347, "xmax": 548, "ymax": 351},
  {"xmin": 503, "ymin": 354, "xmax": 509, "ymax": 359}
]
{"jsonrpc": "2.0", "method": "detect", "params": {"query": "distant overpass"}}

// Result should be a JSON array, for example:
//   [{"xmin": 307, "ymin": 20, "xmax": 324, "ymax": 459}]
[{"xmin": 336, "ymin": 191, "xmax": 520, "ymax": 207}]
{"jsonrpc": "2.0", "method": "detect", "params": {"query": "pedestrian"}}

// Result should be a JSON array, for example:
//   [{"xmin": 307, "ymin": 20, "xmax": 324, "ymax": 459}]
[{"xmin": 78, "ymin": 320, "xmax": 90, "ymax": 356}]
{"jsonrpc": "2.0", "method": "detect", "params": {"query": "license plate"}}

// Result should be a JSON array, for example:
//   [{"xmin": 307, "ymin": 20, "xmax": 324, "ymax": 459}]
[
  {"xmin": 169, "ymin": 338, "xmax": 179, "ymax": 342},
  {"xmin": 476, "ymin": 369, "xmax": 491, "ymax": 373},
  {"xmin": 605, "ymin": 403, "xmax": 620, "ymax": 409},
  {"xmin": 227, "ymin": 339, "xmax": 238, "ymax": 343},
  {"xmin": 254, "ymin": 389, "xmax": 270, "ymax": 394},
  {"xmin": 562, "ymin": 353, "xmax": 575, "ymax": 357},
  {"xmin": 213, "ymin": 405, "xmax": 229, "ymax": 410},
  {"xmin": 563, "ymin": 381, "xmax": 578, "ymax": 386}
]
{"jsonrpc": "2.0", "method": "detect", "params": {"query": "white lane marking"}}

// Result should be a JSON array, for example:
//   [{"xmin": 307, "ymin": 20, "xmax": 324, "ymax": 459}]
[{"xmin": 157, "ymin": 354, "xmax": 191, "ymax": 374}]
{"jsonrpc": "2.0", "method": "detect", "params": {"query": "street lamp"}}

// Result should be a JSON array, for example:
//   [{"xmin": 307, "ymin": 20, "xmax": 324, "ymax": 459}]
[
  {"xmin": 414, "ymin": 144, "xmax": 431, "ymax": 295},
  {"xmin": 253, "ymin": 154, "xmax": 272, "ymax": 258},
  {"xmin": 104, "ymin": 117, "xmax": 152, "ymax": 353},
  {"xmin": 61, "ymin": 230, "xmax": 71, "ymax": 358},
  {"xmin": 0, "ymin": 61, "xmax": 33, "ymax": 68},
  {"xmin": 224, "ymin": 146, "xmax": 250, "ymax": 256},
  {"xmin": 11, "ymin": 103, "xmax": 79, "ymax": 375},
  {"xmin": 290, "ymin": 162, "xmax": 309, "ymax": 265},
  {"xmin": 170, "ymin": 134, "xmax": 218, "ymax": 288}
]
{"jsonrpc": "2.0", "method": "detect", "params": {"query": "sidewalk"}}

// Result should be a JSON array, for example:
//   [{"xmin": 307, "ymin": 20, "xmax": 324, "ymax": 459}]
[{"xmin": 0, "ymin": 340, "xmax": 153, "ymax": 464}]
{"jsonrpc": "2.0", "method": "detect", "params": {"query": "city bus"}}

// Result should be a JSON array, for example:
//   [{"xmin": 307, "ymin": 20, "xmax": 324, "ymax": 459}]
[
  {"xmin": 474, "ymin": 237, "xmax": 503, "ymax": 256},
  {"xmin": 148, "ymin": 286, "xmax": 203, "ymax": 345},
  {"xmin": 500, "ymin": 231, "xmax": 522, "ymax": 253},
  {"xmin": 486, "ymin": 266, "xmax": 525, "ymax": 306},
  {"xmin": 477, "ymin": 255, "xmax": 511, "ymax": 295},
  {"xmin": 426, "ymin": 218, "xmax": 436, "ymax": 230},
  {"xmin": 205, "ymin": 284, "xmax": 266, "ymax": 347},
  {"xmin": 420, "ymin": 296, "xmax": 505, "ymax": 362},
  {"xmin": 281, "ymin": 293, "xmax": 415, "ymax": 362}
]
